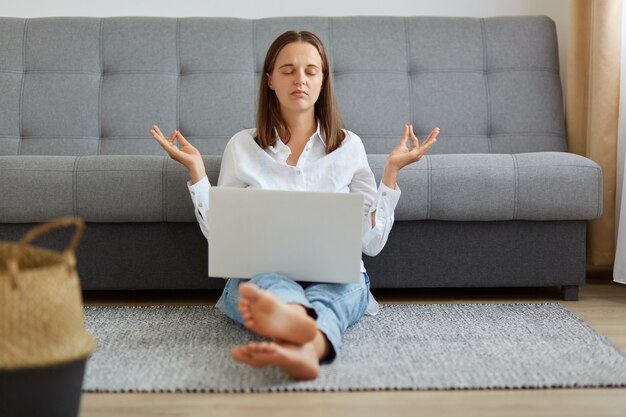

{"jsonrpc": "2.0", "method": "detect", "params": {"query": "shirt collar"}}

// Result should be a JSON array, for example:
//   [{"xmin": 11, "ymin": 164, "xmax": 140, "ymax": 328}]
[
  {"xmin": 268, "ymin": 119, "xmax": 325, "ymax": 154},
  {"xmin": 314, "ymin": 120, "xmax": 325, "ymax": 146}
]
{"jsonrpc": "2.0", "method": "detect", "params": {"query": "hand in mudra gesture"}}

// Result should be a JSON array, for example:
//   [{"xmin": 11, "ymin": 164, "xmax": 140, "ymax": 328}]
[
  {"xmin": 150, "ymin": 124, "xmax": 206, "ymax": 183},
  {"xmin": 387, "ymin": 124, "xmax": 439, "ymax": 171}
]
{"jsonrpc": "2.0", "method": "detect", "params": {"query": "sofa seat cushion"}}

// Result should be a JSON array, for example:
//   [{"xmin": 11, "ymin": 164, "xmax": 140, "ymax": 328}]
[
  {"xmin": 368, "ymin": 152, "xmax": 602, "ymax": 221},
  {"xmin": 0, "ymin": 152, "xmax": 601, "ymax": 223},
  {"xmin": 0, "ymin": 155, "xmax": 220, "ymax": 223}
]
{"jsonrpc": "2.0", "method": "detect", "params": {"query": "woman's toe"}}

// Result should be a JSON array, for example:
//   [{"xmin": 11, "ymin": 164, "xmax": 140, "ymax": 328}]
[{"xmin": 231, "ymin": 346, "xmax": 246, "ymax": 361}]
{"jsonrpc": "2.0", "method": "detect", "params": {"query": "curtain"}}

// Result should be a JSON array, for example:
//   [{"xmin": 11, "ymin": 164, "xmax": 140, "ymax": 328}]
[
  {"xmin": 567, "ymin": 0, "xmax": 622, "ymax": 270},
  {"xmin": 615, "ymin": 2, "xmax": 626, "ymax": 284}
]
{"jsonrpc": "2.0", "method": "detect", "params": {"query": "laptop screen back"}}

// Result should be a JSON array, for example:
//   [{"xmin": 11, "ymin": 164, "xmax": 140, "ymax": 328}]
[{"xmin": 208, "ymin": 187, "xmax": 364, "ymax": 283}]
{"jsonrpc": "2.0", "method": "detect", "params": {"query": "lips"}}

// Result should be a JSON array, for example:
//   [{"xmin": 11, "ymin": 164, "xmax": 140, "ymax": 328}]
[{"xmin": 291, "ymin": 90, "xmax": 308, "ymax": 96}]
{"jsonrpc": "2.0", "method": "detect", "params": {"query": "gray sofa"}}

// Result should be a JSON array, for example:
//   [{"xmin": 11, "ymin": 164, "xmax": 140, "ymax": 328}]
[{"xmin": 0, "ymin": 16, "xmax": 602, "ymax": 300}]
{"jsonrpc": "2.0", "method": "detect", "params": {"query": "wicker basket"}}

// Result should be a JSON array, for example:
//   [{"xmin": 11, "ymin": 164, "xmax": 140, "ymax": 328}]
[{"xmin": 0, "ymin": 217, "xmax": 95, "ymax": 417}]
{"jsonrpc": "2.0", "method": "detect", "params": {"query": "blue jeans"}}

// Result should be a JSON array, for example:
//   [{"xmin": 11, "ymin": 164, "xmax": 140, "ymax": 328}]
[{"xmin": 216, "ymin": 272, "xmax": 371, "ymax": 364}]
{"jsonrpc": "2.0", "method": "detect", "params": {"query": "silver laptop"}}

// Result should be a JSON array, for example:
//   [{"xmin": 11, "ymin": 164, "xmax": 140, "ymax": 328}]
[{"xmin": 208, "ymin": 187, "xmax": 364, "ymax": 283}]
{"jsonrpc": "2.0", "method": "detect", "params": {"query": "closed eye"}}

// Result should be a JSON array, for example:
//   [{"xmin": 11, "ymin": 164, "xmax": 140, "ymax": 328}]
[
  {"xmin": 282, "ymin": 71, "xmax": 317, "ymax": 75},
  {"xmin": 278, "ymin": 64, "xmax": 321, "ymax": 75}
]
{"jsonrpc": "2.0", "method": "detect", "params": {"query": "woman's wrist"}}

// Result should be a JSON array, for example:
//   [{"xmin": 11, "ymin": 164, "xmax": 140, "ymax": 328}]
[
  {"xmin": 189, "ymin": 166, "xmax": 206, "ymax": 185},
  {"xmin": 382, "ymin": 162, "xmax": 399, "ymax": 189}
]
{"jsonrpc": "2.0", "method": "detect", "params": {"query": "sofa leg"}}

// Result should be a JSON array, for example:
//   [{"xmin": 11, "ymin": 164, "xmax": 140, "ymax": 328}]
[{"xmin": 561, "ymin": 285, "xmax": 579, "ymax": 301}]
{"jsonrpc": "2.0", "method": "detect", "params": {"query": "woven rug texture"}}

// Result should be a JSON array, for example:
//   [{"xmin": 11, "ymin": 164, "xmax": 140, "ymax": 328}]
[{"xmin": 82, "ymin": 303, "xmax": 626, "ymax": 393}]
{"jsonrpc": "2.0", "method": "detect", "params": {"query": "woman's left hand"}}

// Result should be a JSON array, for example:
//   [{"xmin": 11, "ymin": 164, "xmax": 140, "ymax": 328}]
[
  {"xmin": 380, "ymin": 124, "xmax": 439, "ymax": 190},
  {"xmin": 386, "ymin": 124, "xmax": 439, "ymax": 171}
]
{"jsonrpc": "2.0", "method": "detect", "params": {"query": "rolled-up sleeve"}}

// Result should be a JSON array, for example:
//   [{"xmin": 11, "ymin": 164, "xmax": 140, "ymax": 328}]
[
  {"xmin": 187, "ymin": 176, "xmax": 210, "ymax": 241},
  {"xmin": 361, "ymin": 181, "xmax": 401, "ymax": 256},
  {"xmin": 186, "ymin": 139, "xmax": 247, "ymax": 242},
  {"xmin": 348, "ymin": 136, "xmax": 401, "ymax": 256}
]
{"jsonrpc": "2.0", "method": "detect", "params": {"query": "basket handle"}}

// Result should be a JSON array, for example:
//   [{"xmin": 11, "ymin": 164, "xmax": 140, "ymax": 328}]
[{"xmin": 6, "ymin": 216, "xmax": 85, "ymax": 285}]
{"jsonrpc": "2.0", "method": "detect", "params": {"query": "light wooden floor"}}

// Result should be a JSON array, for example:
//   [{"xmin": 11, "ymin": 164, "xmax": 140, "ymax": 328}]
[{"xmin": 80, "ymin": 272, "xmax": 626, "ymax": 417}]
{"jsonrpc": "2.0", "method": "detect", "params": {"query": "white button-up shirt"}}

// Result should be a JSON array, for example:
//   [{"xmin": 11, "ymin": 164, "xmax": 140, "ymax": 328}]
[{"xmin": 187, "ymin": 121, "xmax": 401, "ymax": 315}]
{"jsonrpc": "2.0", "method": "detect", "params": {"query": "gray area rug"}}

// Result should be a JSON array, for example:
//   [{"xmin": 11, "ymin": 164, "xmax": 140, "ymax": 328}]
[{"xmin": 82, "ymin": 303, "xmax": 626, "ymax": 393}]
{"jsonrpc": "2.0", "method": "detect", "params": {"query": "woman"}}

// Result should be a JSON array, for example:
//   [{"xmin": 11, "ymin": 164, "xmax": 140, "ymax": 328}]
[{"xmin": 151, "ymin": 30, "xmax": 438, "ymax": 380}]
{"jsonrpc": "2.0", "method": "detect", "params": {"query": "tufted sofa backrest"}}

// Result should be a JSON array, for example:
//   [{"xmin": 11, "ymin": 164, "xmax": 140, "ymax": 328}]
[{"xmin": 0, "ymin": 16, "xmax": 566, "ymax": 157}]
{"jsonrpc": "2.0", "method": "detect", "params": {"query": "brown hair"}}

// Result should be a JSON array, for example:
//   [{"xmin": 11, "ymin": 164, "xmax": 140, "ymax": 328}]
[{"xmin": 254, "ymin": 30, "xmax": 346, "ymax": 154}]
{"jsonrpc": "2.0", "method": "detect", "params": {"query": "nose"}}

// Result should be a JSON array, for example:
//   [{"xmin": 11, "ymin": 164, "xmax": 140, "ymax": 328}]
[{"xmin": 294, "ymin": 70, "xmax": 307, "ymax": 86}]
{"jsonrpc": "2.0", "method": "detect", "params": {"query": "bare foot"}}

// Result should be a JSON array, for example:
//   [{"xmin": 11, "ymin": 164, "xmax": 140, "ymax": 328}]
[
  {"xmin": 231, "ymin": 341, "xmax": 320, "ymax": 380},
  {"xmin": 237, "ymin": 283, "xmax": 317, "ymax": 345}
]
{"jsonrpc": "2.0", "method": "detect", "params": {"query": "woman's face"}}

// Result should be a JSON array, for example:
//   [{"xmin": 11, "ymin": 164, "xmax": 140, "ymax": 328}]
[{"xmin": 266, "ymin": 41, "xmax": 324, "ymax": 118}]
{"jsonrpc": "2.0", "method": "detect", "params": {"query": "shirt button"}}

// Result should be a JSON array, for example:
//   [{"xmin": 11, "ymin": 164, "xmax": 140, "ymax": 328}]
[
  {"xmin": 198, "ymin": 202, "xmax": 203, "ymax": 207},
  {"xmin": 191, "ymin": 191, "xmax": 195, "ymax": 195},
  {"xmin": 296, "ymin": 170, "xmax": 302, "ymax": 175},
  {"xmin": 382, "ymin": 192, "xmax": 387, "ymax": 197}
]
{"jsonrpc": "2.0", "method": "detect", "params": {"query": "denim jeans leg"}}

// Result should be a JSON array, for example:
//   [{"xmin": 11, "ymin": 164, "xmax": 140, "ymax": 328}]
[
  {"xmin": 303, "ymin": 272, "xmax": 371, "ymax": 364},
  {"xmin": 216, "ymin": 272, "xmax": 318, "ymax": 325}
]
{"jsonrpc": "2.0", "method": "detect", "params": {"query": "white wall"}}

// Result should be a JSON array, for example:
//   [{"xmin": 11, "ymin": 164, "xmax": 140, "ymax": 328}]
[{"xmin": 0, "ymin": 0, "xmax": 569, "ymax": 93}]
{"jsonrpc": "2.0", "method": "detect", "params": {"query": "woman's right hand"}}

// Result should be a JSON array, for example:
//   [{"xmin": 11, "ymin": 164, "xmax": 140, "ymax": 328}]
[{"xmin": 150, "ymin": 124, "xmax": 206, "ymax": 183}]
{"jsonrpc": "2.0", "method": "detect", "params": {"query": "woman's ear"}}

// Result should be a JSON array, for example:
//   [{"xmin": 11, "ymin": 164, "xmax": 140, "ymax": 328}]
[{"xmin": 266, "ymin": 73, "xmax": 273, "ymax": 90}]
